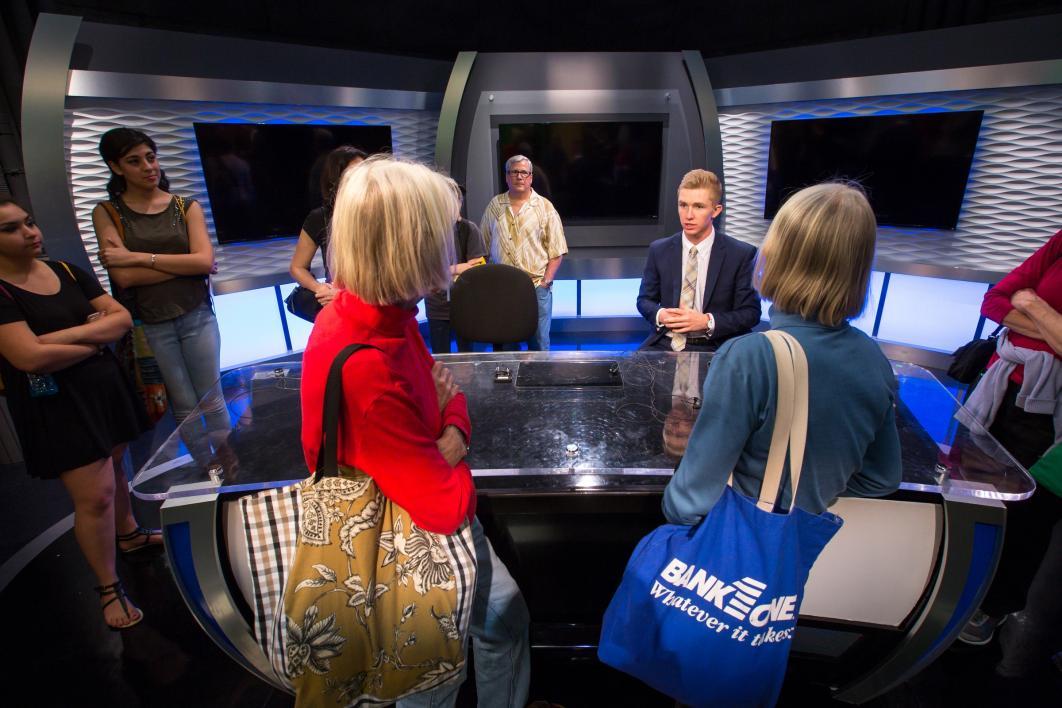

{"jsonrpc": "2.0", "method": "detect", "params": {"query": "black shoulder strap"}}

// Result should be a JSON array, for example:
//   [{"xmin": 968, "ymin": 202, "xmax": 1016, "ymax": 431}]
[{"xmin": 314, "ymin": 343, "xmax": 378, "ymax": 483}]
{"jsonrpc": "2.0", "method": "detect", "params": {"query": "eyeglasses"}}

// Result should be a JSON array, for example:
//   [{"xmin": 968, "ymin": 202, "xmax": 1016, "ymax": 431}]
[{"xmin": 507, "ymin": 169, "xmax": 531, "ymax": 178}]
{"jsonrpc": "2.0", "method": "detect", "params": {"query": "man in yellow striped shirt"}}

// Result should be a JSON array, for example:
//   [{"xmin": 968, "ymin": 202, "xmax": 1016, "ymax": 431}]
[{"xmin": 480, "ymin": 155, "xmax": 567, "ymax": 350}]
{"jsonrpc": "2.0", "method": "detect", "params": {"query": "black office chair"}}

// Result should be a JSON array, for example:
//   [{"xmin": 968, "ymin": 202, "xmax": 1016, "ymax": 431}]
[{"xmin": 450, "ymin": 263, "xmax": 538, "ymax": 346}]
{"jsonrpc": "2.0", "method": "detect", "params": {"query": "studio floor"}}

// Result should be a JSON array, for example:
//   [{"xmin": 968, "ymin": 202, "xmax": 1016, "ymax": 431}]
[
  {"xmin": 3, "ymin": 488, "xmax": 1059, "ymax": 707},
  {"xmin": 1, "ymin": 331, "xmax": 1059, "ymax": 707}
]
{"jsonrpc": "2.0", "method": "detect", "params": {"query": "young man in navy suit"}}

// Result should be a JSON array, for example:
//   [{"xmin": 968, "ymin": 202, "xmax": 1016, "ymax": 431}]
[{"xmin": 637, "ymin": 169, "xmax": 761, "ymax": 351}]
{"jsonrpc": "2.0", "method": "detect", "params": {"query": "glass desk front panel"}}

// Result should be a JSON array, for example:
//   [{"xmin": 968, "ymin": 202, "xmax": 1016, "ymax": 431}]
[{"xmin": 132, "ymin": 351, "xmax": 1034, "ymax": 501}]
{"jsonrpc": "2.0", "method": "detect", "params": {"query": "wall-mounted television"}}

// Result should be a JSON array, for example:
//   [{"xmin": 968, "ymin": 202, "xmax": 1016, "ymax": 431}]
[
  {"xmin": 496, "ymin": 120, "xmax": 665, "ymax": 223},
  {"xmin": 193, "ymin": 123, "xmax": 392, "ymax": 244},
  {"xmin": 763, "ymin": 111, "xmax": 983, "ymax": 230}
]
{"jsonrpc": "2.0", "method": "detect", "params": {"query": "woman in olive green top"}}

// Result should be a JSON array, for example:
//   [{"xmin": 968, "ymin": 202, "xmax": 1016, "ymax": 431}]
[{"xmin": 92, "ymin": 128, "xmax": 230, "ymax": 450}]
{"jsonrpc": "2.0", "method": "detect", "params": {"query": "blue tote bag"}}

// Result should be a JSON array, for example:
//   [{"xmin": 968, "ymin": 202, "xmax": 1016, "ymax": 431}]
[{"xmin": 598, "ymin": 331, "xmax": 843, "ymax": 707}]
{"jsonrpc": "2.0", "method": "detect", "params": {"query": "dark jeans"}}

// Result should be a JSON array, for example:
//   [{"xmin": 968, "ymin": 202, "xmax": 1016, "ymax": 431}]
[
  {"xmin": 427, "ymin": 318, "xmax": 473, "ymax": 355},
  {"xmin": 981, "ymin": 382, "xmax": 1062, "ymax": 617}
]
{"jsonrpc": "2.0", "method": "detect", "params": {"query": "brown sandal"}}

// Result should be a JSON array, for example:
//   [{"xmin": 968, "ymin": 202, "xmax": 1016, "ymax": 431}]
[
  {"xmin": 95, "ymin": 580, "xmax": 144, "ymax": 631},
  {"xmin": 116, "ymin": 526, "xmax": 163, "ymax": 554}
]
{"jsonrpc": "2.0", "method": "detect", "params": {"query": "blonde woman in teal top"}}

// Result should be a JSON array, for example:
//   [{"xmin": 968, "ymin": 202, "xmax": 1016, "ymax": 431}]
[{"xmin": 663, "ymin": 183, "xmax": 902, "ymax": 523}]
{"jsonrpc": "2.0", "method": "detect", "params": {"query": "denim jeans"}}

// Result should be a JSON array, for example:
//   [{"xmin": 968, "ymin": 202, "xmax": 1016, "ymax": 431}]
[
  {"xmin": 397, "ymin": 517, "xmax": 531, "ymax": 708},
  {"xmin": 141, "ymin": 301, "xmax": 231, "ymax": 458},
  {"xmin": 533, "ymin": 285, "xmax": 552, "ymax": 351}
]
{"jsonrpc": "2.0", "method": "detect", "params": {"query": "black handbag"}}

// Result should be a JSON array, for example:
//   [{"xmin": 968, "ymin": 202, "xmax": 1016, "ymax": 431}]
[
  {"xmin": 948, "ymin": 324, "xmax": 1004, "ymax": 383},
  {"xmin": 284, "ymin": 285, "xmax": 323, "ymax": 323}
]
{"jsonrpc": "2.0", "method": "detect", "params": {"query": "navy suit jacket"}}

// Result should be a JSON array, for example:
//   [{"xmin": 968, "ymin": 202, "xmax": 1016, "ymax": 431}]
[{"xmin": 636, "ymin": 230, "xmax": 761, "ymax": 349}]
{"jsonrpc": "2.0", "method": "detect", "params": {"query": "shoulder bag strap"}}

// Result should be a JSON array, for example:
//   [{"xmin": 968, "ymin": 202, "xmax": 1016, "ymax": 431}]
[
  {"xmin": 756, "ymin": 330, "xmax": 795, "ymax": 512},
  {"xmin": 778, "ymin": 331, "xmax": 809, "ymax": 504},
  {"xmin": 100, "ymin": 201, "xmax": 125, "ymax": 243},
  {"xmin": 314, "ymin": 343, "xmax": 378, "ymax": 483},
  {"xmin": 757, "ymin": 330, "xmax": 809, "ymax": 513},
  {"xmin": 57, "ymin": 261, "xmax": 76, "ymax": 282}
]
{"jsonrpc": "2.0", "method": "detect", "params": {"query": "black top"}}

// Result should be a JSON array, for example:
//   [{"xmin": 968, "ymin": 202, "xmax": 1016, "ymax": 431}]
[
  {"xmin": 424, "ymin": 219, "xmax": 489, "ymax": 320},
  {"xmin": 301, "ymin": 207, "xmax": 330, "ymax": 278},
  {"xmin": 0, "ymin": 261, "xmax": 149, "ymax": 478},
  {"xmin": 110, "ymin": 196, "xmax": 210, "ymax": 324},
  {"xmin": 0, "ymin": 261, "xmax": 103, "ymax": 330}
]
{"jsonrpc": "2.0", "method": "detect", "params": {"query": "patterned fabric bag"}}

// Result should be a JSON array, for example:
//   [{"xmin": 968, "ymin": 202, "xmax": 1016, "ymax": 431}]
[
  {"xmin": 275, "ymin": 344, "xmax": 477, "ymax": 707},
  {"xmin": 239, "ymin": 483, "xmax": 303, "ymax": 675},
  {"xmin": 114, "ymin": 321, "xmax": 168, "ymax": 422}
]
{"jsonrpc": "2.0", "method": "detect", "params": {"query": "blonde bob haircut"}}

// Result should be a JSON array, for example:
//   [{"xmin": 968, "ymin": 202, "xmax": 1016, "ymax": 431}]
[
  {"xmin": 329, "ymin": 155, "xmax": 458, "ymax": 306},
  {"xmin": 678, "ymin": 169, "xmax": 723, "ymax": 204},
  {"xmin": 754, "ymin": 182, "xmax": 877, "ymax": 327}
]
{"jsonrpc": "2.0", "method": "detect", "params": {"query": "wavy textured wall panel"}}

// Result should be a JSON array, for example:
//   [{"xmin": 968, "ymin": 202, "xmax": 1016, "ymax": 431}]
[
  {"xmin": 66, "ymin": 101, "xmax": 439, "ymax": 288},
  {"xmin": 720, "ymin": 85, "xmax": 1062, "ymax": 276}
]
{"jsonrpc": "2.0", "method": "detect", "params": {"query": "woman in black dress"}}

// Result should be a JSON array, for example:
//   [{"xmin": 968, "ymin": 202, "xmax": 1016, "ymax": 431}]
[{"xmin": 0, "ymin": 199, "xmax": 155, "ymax": 630}]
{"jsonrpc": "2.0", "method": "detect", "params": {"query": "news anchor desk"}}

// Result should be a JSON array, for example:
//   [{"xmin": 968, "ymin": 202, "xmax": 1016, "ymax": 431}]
[{"xmin": 132, "ymin": 351, "xmax": 1034, "ymax": 704}]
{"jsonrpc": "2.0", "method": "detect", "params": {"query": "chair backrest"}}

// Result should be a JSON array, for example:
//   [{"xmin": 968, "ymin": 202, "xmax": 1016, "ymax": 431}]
[{"xmin": 450, "ymin": 263, "xmax": 538, "ymax": 345}]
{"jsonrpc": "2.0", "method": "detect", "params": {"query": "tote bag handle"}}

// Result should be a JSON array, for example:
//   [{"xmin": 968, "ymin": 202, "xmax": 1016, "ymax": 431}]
[
  {"xmin": 755, "ymin": 330, "xmax": 810, "ymax": 513},
  {"xmin": 314, "ymin": 343, "xmax": 378, "ymax": 483}
]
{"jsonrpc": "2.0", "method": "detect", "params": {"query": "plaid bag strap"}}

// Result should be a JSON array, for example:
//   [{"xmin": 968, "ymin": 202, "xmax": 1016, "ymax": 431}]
[
  {"xmin": 239, "ymin": 485, "xmax": 302, "ymax": 669},
  {"xmin": 314, "ymin": 343, "xmax": 379, "ymax": 483}
]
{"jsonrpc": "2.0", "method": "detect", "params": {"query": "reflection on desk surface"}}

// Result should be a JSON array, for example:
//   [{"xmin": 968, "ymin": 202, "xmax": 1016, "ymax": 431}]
[{"xmin": 131, "ymin": 351, "xmax": 1033, "ymax": 502}]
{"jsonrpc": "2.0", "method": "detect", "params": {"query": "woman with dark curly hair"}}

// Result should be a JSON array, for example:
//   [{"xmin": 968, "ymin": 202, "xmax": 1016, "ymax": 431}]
[{"xmin": 92, "ymin": 127, "xmax": 229, "ymax": 453}]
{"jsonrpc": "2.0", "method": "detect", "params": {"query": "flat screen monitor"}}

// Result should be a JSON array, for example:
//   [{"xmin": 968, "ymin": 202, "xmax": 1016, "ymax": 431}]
[
  {"xmin": 763, "ymin": 111, "xmax": 983, "ymax": 230},
  {"xmin": 193, "ymin": 123, "xmax": 392, "ymax": 244},
  {"xmin": 497, "ymin": 120, "xmax": 665, "ymax": 223}
]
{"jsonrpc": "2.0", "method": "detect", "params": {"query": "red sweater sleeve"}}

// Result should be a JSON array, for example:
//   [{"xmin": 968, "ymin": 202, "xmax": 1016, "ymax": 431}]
[
  {"xmin": 983, "ymin": 231, "xmax": 1062, "ymax": 323},
  {"xmin": 411, "ymin": 321, "xmax": 472, "ymax": 441},
  {"xmin": 356, "ymin": 390, "xmax": 476, "ymax": 534},
  {"xmin": 441, "ymin": 392, "xmax": 471, "ymax": 443}
]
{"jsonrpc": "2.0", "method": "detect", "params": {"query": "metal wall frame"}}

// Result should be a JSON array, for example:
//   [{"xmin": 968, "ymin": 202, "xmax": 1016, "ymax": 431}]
[
  {"xmin": 21, "ymin": 13, "xmax": 87, "ymax": 272},
  {"xmin": 714, "ymin": 58, "xmax": 1062, "ymax": 107},
  {"xmin": 66, "ymin": 70, "xmax": 443, "ymax": 111}
]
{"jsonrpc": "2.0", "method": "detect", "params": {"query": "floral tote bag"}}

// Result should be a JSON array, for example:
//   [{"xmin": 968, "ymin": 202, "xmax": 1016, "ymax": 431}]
[{"xmin": 276, "ymin": 344, "xmax": 477, "ymax": 707}]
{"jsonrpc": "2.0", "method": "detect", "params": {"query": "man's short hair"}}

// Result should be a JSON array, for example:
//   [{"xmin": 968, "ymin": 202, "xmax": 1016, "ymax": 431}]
[
  {"xmin": 330, "ymin": 155, "xmax": 458, "ymax": 306},
  {"xmin": 505, "ymin": 155, "xmax": 533, "ymax": 174},
  {"xmin": 754, "ymin": 182, "xmax": 877, "ymax": 327},
  {"xmin": 678, "ymin": 169, "xmax": 722, "ymax": 203}
]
